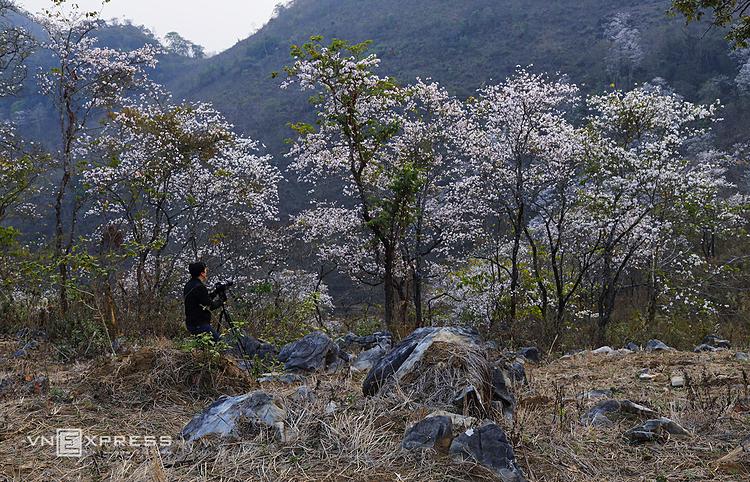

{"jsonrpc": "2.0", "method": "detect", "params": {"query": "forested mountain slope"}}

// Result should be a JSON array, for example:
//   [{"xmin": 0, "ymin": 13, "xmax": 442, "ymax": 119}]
[
  {"xmin": 164, "ymin": 0, "xmax": 748, "ymax": 210},
  {"xmin": 4, "ymin": 0, "xmax": 749, "ymax": 212}
]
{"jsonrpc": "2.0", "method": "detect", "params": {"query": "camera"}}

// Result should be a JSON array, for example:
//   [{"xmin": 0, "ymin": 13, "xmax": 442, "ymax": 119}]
[{"xmin": 210, "ymin": 281, "xmax": 234, "ymax": 301}]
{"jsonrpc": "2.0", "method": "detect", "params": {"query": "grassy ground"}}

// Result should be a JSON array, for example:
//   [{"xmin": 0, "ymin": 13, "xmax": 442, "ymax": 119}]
[{"xmin": 1, "ymin": 336, "xmax": 749, "ymax": 481}]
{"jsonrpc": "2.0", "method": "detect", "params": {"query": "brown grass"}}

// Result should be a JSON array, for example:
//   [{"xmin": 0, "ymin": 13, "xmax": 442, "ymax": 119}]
[{"xmin": 1, "ymin": 337, "xmax": 749, "ymax": 481}]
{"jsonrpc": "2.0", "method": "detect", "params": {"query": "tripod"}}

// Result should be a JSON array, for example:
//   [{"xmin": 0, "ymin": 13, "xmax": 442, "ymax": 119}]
[{"xmin": 215, "ymin": 303, "xmax": 254, "ymax": 373}]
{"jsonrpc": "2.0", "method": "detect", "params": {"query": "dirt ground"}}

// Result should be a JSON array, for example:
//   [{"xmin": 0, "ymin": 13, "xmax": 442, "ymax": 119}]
[{"xmin": 1, "ymin": 335, "xmax": 749, "ymax": 481}]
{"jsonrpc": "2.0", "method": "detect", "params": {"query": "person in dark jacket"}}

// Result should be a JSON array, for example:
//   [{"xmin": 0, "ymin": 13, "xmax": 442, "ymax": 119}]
[{"xmin": 184, "ymin": 261, "xmax": 223, "ymax": 341}]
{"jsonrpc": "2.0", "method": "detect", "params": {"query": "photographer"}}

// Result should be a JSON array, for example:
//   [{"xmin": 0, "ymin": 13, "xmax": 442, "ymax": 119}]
[{"xmin": 183, "ymin": 262, "xmax": 224, "ymax": 341}]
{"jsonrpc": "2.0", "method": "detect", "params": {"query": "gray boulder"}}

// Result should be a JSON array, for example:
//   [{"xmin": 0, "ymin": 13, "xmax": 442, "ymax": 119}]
[
  {"xmin": 350, "ymin": 343, "xmax": 388, "ymax": 373},
  {"xmin": 227, "ymin": 335, "xmax": 277, "ymax": 361},
  {"xmin": 181, "ymin": 391, "xmax": 296, "ymax": 443},
  {"xmin": 449, "ymin": 423, "xmax": 525, "ymax": 482},
  {"xmin": 645, "ymin": 339, "xmax": 673, "ymax": 352},
  {"xmin": 402, "ymin": 415, "xmax": 453, "ymax": 452},
  {"xmin": 509, "ymin": 361, "xmax": 526, "ymax": 384},
  {"xmin": 517, "ymin": 346, "xmax": 540, "ymax": 363},
  {"xmin": 624, "ymin": 342, "xmax": 641, "ymax": 351},
  {"xmin": 278, "ymin": 331, "xmax": 340, "ymax": 372},
  {"xmin": 491, "ymin": 365, "xmax": 516, "ymax": 419},
  {"xmin": 362, "ymin": 326, "xmax": 481, "ymax": 396},
  {"xmin": 736, "ymin": 352, "xmax": 750, "ymax": 362},
  {"xmin": 703, "ymin": 335, "xmax": 731, "ymax": 349},
  {"xmin": 339, "ymin": 331, "xmax": 393, "ymax": 351},
  {"xmin": 623, "ymin": 417, "xmax": 691, "ymax": 443},
  {"xmin": 694, "ymin": 343, "xmax": 719, "ymax": 353}
]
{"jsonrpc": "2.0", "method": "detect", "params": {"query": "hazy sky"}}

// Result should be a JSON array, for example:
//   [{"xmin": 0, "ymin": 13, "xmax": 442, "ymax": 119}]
[{"xmin": 16, "ymin": 0, "xmax": 287, "ymax": 54}]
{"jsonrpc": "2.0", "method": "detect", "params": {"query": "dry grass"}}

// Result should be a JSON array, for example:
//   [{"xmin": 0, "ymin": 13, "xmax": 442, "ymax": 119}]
[{"xmin": 1, "ymin": 336, "xmax": 749, "ymax": 481}]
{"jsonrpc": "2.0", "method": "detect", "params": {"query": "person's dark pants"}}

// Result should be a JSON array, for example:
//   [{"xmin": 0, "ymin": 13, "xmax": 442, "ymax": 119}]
[{"xmin": 187, "ymin": 323, "xmax": 221, "ymax": 342}]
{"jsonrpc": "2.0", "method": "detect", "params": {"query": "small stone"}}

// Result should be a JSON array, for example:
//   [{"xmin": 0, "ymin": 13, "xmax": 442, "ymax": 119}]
[
  {"xmin": 290, "ymin": 386, "xmax": 315, "ymax": 403},
  {"xmin": 671, "ymin": 375, "xmax": 685, "ymax": 388},
  {"xmin": 623, "ymin": 417, "xmax": 691, "ymax": 443},
  {"xmin": 576, "ymin": 389, "xmax": 612, "ymax": 401},
  {"xmin": 324, "ymin": 401, "xmax": 338, "ymax": 415},
  {"xmin": 257, "ymin": 373, "xmax": 305, "ymax": 384},
  {"xmin": 735, "ymin": 352, "xmax": 750, "ymax": 362},
  {"xmin": 582, "ymin": 399, "xmax": 656, "ymax": 426}
]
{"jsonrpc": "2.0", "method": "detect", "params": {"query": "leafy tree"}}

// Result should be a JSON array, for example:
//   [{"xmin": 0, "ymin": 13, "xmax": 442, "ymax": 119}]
[
  {"xmin": 83, "ymin": 94, "xmax": 280, "ymax": 322},
  {"xmin": 37, "ymin": 5, "xmax": 159, "ymax": 314},
  {"xmin": 671, "ymin": 0, "xmax": 750, "ymax": 48},
  {"xmin": 164, "ymin": 31, "xmax": 192, "ymax": 56},
  {"xmin": 0, "ymin": 0, "xmax": 34, "ymax": 98},
  {"xmin": 284, "ymin": 37, "xmax": 472, "ymax": 332}
]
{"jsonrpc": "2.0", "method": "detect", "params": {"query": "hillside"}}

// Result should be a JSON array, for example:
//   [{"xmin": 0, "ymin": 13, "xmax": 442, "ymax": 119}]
[
  {"xmin": 2, "ymin": 329, "xmax": 749, "ymax": 480},
  {"xmin": 165, "ymin": 0, "xmax": 749, "ymax": 212},
  {"xmin": 3, "ymin": 0, "xmax": 749, "ymax": 213}
]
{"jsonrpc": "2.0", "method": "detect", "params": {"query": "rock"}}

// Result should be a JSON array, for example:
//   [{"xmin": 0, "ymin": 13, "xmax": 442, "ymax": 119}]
[
  {"xmin": 290, "ymin": 386, "xmax": 315, "ymax": 403},
  {"xmin": 278, "ymin": 331, "xmax": 340, "ymax": 373},
  {"xmin": 490, "ymin": 365, "xmax": 516, "ymax": 419},
  {"xmin": 582, "ymin": 399, "xmax": 657, "ymax": 426},
  {"xmin": 111, "ymin": 336, "xmax": 128, "ymax": 354},
  {"xmin": 402, "ymin": 415, "xmax": 453, "ymax": 452},
  {"xmin": 736, "ymin": 352, "xmax": 750, "ymax": 362},
  {"xmin": 509, "ymin": 361, "xmax": 526, "ymax": 384},
  {"xmin": 517, "ymin": 346, "xmax": 540, "ymax": 363},
  {"xmin": 339, "ymin": 331, "xmax": 393, "ymax": 351},
  {"xmin": 562, "ymin": 349, "xmax": 584, "ymax": 358},
  {"xmin": 638, "ymin": 368, "xmax": 657, "ymax": 381},
  {"xmin": 623, "ymin": 417, "xmax": 691, "ymax": 443},
  {"xmin": 362, "ymin": 326, "xmax": 481, "ymax": 396},
  {"xmin": 228, "ymin": 335, "xmax": 277, "ymax": 361},
  {"xmin": 350, "ymin": 343, "xmax": 388, "ymax": 373},
  {"xmin": 449, "ymin": 423, "xmax": 525, "ymax": 482},
  {"xmin": 703, "ymin": 335, "xmax": 731, "ymax": 349},
  {"xmin": 324, "ymin": 401, "xmax": 338, "ymax": 415},
  {"xmin": 181, "ymin": 391, "xmax": 295, "ymax": 443},
  {"xmin": 645, "ymin": 339, "xmax": 673, "ymax": 352},
  {"xmin": 592, "ymin": 346, "xmax": 614, "ymax": 355},
  {"xmin": 576, "ymin": 389, "xmax": 613, "ymax": 401},
  {"xmin": 257, "ymin": 373, "xmax": 306, "ymax": 384},
  {"xmin": 624, "ymin": 342, "xmax": 641, "ymax": 351},
  {"xmin": 453, "ymin": 385, "xmax": 487, "ymax": 414},
  {"xmin": 426, "ymin": 410, "xmax": 477, "ymax": 432},
  {"xmin": 13, "ymin": 340, "xmax": 39, "ymax": 358},
  {"xmin": 670, "ymin": 374, "xmax": 687, "ymax": 388},
  {"xmin": 694, "ymin": 343, "xmax": 719, "ymax": 353}
]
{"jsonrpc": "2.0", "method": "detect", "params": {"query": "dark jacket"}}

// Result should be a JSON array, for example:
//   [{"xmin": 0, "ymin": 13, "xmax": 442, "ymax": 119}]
[{"xmin": 184, "ymin": 278, "xmax": 222, "ymax": 329}]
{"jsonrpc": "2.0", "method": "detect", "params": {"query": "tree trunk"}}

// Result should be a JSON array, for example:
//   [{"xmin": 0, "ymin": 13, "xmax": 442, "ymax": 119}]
[{"xmin": 383, "ymin": 244, "xmax": 396, "ymax": 333}]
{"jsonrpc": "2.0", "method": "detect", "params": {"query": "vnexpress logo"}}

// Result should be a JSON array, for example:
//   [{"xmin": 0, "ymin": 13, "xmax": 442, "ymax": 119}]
[{"xmin": 56, "ymin": 428, "xmax": 83, "ymax": 457}]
